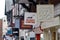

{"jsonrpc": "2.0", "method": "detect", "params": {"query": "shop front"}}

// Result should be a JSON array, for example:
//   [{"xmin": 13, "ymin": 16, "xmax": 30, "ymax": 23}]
[{"xmin": 41, "ymin": 16, "xmax": 60, "ymax": 40}]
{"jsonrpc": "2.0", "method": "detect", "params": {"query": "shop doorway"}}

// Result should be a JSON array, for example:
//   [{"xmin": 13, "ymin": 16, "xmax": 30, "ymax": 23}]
[
  {"xmin": 52, "ymin": 32, "xmax": 56, "ymax": 40},
  {"xmin": 36, "ymin": 34, "xmax": 40, "ymax": 40}
]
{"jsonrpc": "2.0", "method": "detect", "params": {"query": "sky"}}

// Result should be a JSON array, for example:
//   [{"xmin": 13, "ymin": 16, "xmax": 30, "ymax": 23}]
[{"xmin": 0, "ymin": 0, "xmax": 6, "ymax": 19}]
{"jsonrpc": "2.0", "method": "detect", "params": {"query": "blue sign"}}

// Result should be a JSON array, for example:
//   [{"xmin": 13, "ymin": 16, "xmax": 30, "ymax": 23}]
[{"xmin": 6, "ymin": 29, "xmax": 12, "ymax": 35}]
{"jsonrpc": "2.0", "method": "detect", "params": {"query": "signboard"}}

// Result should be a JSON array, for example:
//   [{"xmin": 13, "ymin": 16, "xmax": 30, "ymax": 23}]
[
  {"xmin": 33, "ymin": 27, "xmax": 43, "ymax": 34},
  {"xmin": 41, "ymin": 16, "xmax": 60, "ymax": 29},
  {"xmin": 15, "ymin": 18, "xmax": 20, "ymax": 28},
  {"xmin": 37, "ymin": 5, "xmax": 54, "ymax": 22},
  {"xmin": 12, "ymin": 28, "xmax": 19, "ymax": 36},
  {"xmin": 24, "ymin": 12, "xmax": 37, "ymax": 25},
  {"xmin": 20, "ymin": 19, "xmax": 32, "ymax": 29}
]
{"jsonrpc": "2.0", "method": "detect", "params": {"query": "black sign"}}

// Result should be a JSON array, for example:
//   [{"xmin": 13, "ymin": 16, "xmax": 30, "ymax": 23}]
[{"xmin": 12, "ymin": 28, "xmax": 19, "ymax": 36}]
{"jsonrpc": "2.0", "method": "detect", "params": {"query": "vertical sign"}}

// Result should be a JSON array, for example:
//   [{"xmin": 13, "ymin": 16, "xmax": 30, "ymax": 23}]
[{"xmin": 15, "ymin": 18, "xmax": 20, "ymax": 28}]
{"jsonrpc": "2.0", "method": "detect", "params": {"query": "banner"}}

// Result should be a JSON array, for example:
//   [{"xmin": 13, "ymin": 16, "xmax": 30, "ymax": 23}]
[{"xmin": 24, "ymin": 12, "xmax": 37, "ymax": 25}]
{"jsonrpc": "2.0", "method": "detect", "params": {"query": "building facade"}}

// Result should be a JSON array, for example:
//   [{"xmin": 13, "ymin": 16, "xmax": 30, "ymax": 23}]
[
  {"xmin": 40, "ymin": 3, "xmax": 60, "ymax": 40},
  {"xmin": 5, "ymin": 0, "xmax": 60, "ymax": 40}
]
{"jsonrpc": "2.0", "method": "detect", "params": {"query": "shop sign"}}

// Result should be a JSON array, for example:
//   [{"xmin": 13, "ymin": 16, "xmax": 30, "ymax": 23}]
[
  {"xmin": 37, "ymin": 5, "xmax": 54, "ymax": 22},
  {"xmin": 41, "ymin": 17, "xmax": 60, "ymax": 29},
  {"xmin": 12, "ymin": 28, "xmax": 19, "ymax": 36},
  {"xmin": 13, "ymin": 31, "xmax": 18, "ymax": 33},
  {"xmin": 33, "ymin": 27, "xmax": 43, "ymax": 34},
  {"xmin": 24, "ymin": 12, "xmax": 37, "ymax": 25},
  {"xmin": 20, "ymin": 19, "xmax": 32, "ymax": 29}
]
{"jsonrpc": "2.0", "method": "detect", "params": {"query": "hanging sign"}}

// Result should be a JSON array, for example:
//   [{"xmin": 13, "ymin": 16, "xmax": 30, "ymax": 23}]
[
  {"xmin": 37, "ymin": 5, "xmax": 54, "ymax": 22},
  {"xmin": 24, "ymin": 12, "xmax": 37, "ymax": 25}
]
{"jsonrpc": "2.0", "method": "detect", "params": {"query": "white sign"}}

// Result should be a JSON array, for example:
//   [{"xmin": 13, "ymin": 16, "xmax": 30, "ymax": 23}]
[
  {"xmin": 13, "ymin": 31, "xmax": 18, "ymax": 33},
  {"xmin": 41, "ymin": 16, "xmax": 60, "ymax": 29},
  {"xmin": 37, "ymin": 5, "xmax": 54, "ymax": 22},
  {"xmin": 33, "ymin": 27, "xmax": 43, "ymax": 34},
  {"xmin": 24, "ymin": 12, "xmax": 37, "ymax": 25}
]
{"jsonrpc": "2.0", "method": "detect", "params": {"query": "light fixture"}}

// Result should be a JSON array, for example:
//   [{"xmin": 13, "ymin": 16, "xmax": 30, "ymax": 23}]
[
  {"xmin": 58, "ymin": 28, "xmax": 60, "ymax": 33},
  {"xmin": 25, "ymin": 32, "xmax": 28, "ymax": 36}
]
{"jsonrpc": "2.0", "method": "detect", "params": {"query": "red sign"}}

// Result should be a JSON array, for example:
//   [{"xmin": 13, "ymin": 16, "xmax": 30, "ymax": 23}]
[
  {"xmin": 20, "ymin": 19, "xmax": 32, "ymax": 29},
  {"xmin": 26, "ymin": 19, "xmax": 35, "ymax": 23}
]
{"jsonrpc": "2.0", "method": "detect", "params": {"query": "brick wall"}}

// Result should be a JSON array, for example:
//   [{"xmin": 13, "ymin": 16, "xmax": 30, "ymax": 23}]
[
  {"xmin": 0, "ymin": 19, "xmax": 2, "ymax": 27},
  {"xmin": 0, "ymin": 19, "xmax": 3, "ymax": 40}
]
